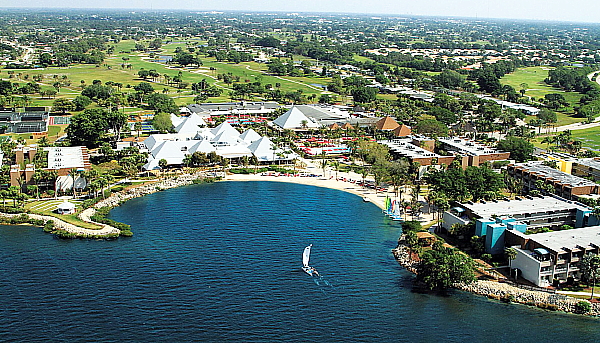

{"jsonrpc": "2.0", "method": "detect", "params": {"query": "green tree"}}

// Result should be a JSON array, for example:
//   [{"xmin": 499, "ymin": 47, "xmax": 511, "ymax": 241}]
[
  {"xmin": 52, "ymin": 98, "xmax": 75, "ymax": 114},
  {"xmin": 146, "ymin": 93, "xmax": 178, "ymax": 114},
  {"xmin": 152, "ymin": 112, "xmax": 173, "ymax": 133},
  {"xmin": 66, "ymin": 108, "xmax": 108, "ymax": 147},
  {"xmin": 416, "ymin": 246, "xmax": 476, "ymax": 290},
  {"xmin": 414, "ymin": 118, "xmax": 448, "ymax": 137},
  {"xmin": 497, "ymin": 136, "xmax": 534, "ymax": 162},
  {"xmin": 580, "ymin": 254, "xmax": 600, "ymax": 300},
  {"xmin": 72, "ymin": 95, "xmax": 92, "ymax": 111}
]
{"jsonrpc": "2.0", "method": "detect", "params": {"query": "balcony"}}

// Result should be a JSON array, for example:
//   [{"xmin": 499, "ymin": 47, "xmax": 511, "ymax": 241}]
[
  {"xmin": 540, "ymin": 261, "xmax": 552, "ymax": 267},
  {"xmin": 571, "ymin": 257, "xmax": 580, "ymax": 263}
]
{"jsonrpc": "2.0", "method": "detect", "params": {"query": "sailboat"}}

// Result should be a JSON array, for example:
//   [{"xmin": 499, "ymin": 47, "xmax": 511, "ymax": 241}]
[{"xmin": 302, "ymin": 244, "xmax": 319, "ymax": 277}]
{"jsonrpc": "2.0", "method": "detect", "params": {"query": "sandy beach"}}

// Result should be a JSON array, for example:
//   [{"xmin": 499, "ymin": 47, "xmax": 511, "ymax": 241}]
[{"xmin": 224, "ymin": 159, "xmax": 436, "ymax": 225}]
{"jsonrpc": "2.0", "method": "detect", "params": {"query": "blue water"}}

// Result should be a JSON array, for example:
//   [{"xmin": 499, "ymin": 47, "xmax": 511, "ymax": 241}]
[{"xmin": 1, "ymin": 181, "xmax": 600, "ymax": 342}]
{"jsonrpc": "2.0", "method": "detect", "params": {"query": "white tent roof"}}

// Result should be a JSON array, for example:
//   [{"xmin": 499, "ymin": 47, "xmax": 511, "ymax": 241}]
[
  {"xmin": 174, "ymin": 113, "xmax": 207, "ymax": 134},
  {"xmin": 143, "ymin": 133, "xmax": 198, "ymax": 151},
  {"xmin": 211, "ymin": 131, "xmax": 240, "ymax": 146},
  {"xmin": 272, "ymin": 106, "xmax": 319, "ymax": 129},
  {"xmin": 248, "ymin": 136, "xmax": 296, "ymax": 162},
  {"xmin": 216, "ymin": 145, "xmax": 253, "ymax": 159},
  {"xmin": 170, "ymin": 114, "xmax": 185, "ymax": 127},
  {"xmin": 212, "ymin": 121, "xmax": 240, "ymax": 138},
  {"xmin": 240, "ymin": 129, "xmax": 262, "ymax": 143},
  {"xmin": 57, "ymin": 201, "xmax": 77, "ymax": 210},
  {"xmin": 194, "ymin": 139, "xmax": 217, "ymax": 154}
]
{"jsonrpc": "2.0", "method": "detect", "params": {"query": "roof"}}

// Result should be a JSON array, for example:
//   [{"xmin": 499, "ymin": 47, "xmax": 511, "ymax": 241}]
[
  {"xmin": 459, "ymin": 195, "xmax": 589, "ymax": 218},
  {"xmin": 375, "ymin": 116, "xmax": 400, "ymax": 130},
  {"xmin": 329, "ymin": 123, "xmax": 341, "ymax": 130},
  {"xmin": 57, "ymin": 201, "xmax": 76, "ymax": 210},
  {"xmin": 187, "ymin": 102, "xmax": 279, "ymax": 114},
  {"xmin": 341, "ymin": 122, "xmax": 354, "ymax": 130},
  {"xmin": 393, "ymin": 124, "xmax": 412, "ymax": 137},
  {"xmin": 239, "ymin": 129, "xmax": 261, "ymax": 143},
  {"xmin": 44, "ymin": 147, "xmax": 88, "ymax": 170},
  {"xmin": 512, "ymin": 161, "xmax": 599, "ymax": 188},
  {"xmin": 438, "ymin": 137, "xmax": 506, "ymax": 156},
  {"xmin": 174, "ymin": 113, "xmax": 207, "ymax": 134},
  {"xmin": 526, "ymin": 225, "xmax": 600, "ymax": 254},
  {"xmin": 272, "ymin": 106, "xmax": 319, "ymax": 129},
  {"xmin": 211, "ymin": 121, "xmax": 240, "ymax": 138}
]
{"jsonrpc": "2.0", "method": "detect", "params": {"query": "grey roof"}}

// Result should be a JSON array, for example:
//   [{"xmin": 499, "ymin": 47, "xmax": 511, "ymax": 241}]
[
  {"xmin": 525, "ymin": 225, "xmax": 600, "ymax": 253},
  {"xmin": 574, "ymin": 158, "xmax": 600, "ymax": 171},
  {"xmin": 514, "ymin": 161, "xmax": 599, "ymax": 188},
  {"xmin": 439, "ymin": 137, "xmax": 505, "ymax": 156},
  {"xmin": 380, "ymin": 139, "xmax": 441, "ymax": 159},
  {"xmin": 459, "ymin": 195, "xmax": 589, "ymax": 218},
  {"xmin": 187, "ymin": 102, "xmax": 279, "ymax": 113}
]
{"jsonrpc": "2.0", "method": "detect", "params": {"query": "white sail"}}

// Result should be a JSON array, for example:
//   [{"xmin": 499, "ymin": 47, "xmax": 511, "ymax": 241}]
[{"xmin": 302, "ymin": 244, "xmax": 312, "ymax": 267}]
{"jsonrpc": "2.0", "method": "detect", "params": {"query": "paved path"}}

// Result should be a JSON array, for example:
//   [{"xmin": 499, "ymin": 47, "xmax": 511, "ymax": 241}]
[{"xmin": 556, "ymin": 290, "xmax": 600, "ymax": 298}]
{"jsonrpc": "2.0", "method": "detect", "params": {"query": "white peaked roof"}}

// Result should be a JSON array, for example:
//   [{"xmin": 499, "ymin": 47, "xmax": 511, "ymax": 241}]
[
  {"xmin": 174, "ymin": 113, "xmax": 207, "ymax": 134},
  {"xmin": 195, "ymin": 128, "xmax": 216, "ymax": 141},
  {"xmin": 248, "ymin": 136, "xmax": 282, "ymax": 162},
  {"xmin": 57, "ymin": 201, "xmax": 76, "ymax": 211},
  {"xmin": 170, "ymin": 114, "xmax": 184, "ymax": 127},
  {"xmin": 212, "ymin": 121, "xmax": 240, "ymax": 138},
  {"xmin": 273, "ymin": 106, "xmax": 319, "ymax": 129},
  {"xmin": 195, "ymin": 139, "xmax": 216, "ymax": 154},
  {"xmin": 216, "ymin": 145, "xmax": 253, "ymax": 159},
  {"xmin": 240, "ymin": 129, "xmax": 261, "ymax": 143},
  {"xmin": 211, "ymin": 131, "xmax": 240, "ymax": 146}
]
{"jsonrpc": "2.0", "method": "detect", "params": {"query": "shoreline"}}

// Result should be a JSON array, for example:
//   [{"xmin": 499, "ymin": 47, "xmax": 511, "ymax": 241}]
[{"xmin": 393, "ymin": 234, "xmax": 600, "ymax": 316}]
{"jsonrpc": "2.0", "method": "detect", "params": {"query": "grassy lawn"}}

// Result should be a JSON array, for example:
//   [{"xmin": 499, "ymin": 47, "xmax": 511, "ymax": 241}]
[
  {"xmin": 2, "ymin": 39, "xmax": 332, "ymax": 108},
  {"xmin": 501, "ymin": 66, "xmax": 583, "ymax": 106},
  {"xmin": 25, "ymin": 199, "xmax": 102, "ymax": 230},
  {"xmin": 567, "ymin": 126, "xmax": 600, "ymax": 150}
]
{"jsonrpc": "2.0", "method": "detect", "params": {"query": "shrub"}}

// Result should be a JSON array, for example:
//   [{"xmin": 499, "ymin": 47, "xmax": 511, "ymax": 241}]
[
  {"xmin": 111, "ymin": 185, "xmax": 125, "ymax": 192},
  {"xmin": 43, "ymin": 220, "xmax": 54, "ymax": 233},
  {"xmin": 537, "ymin": 303, "xmax": 558, "ymax": 311},
  {"xmin": 574, "ymin": 300, "xmax": 592, "ymax": 314}
]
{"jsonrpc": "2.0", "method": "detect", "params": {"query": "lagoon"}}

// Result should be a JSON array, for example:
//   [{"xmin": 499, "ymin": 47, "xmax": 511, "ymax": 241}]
[{"xmin": 1, "ymin": 181, "xmax": 599, "ymax": 342}]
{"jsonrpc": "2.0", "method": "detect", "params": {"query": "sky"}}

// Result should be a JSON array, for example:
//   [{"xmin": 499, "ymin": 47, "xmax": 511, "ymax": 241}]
[{"xmin": 1, "ymin": 0, "xmax": 599, "ymax": 24}]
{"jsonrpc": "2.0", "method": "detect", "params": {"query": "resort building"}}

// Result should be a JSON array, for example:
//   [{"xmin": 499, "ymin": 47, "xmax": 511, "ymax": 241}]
[
  {"xmin": 272, "ymin": 106, "xmax": 320, "ymax": 130},
  {"xmin": 185, "ymin": 102, "xmax": 280, "ymax": 118},
  {"xmin": 443, "ymin": 195, "xmax": 595, "ymax": 255},
  {"xmin": 142, "ymin": 121, "xmax": 297, "ymax": 170},
  {"xmin": 571, "ymin": 158, "xmax": 600, "ymax": 182},
  {"xmin": 506, "ymin": 226, "xmax": 600, "ymax": 287},
  {"xmin": 380, "ymin": 138, "xmax": 454, "ymax": 167},
  {"xmin": 437, "ymin": 137, "xmax": 510, "ymax": 167},
  {"xmin": 10, "ymin": 145, "xmax": 91, "ymax": 188},
  {"xmin": 507, "ymin": 162, "xmax": 600, "ymax": 199}
]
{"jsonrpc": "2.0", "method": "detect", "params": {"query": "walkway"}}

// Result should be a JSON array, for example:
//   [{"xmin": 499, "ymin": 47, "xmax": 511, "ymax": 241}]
[{"xmin": 557, "ymin": 290, "xmax": 600, "ymax": 298}]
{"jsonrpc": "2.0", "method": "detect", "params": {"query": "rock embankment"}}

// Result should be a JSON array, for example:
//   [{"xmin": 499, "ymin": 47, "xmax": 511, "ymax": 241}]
[
  {"xmin": 0, "ymin": 212, "xmax": 120, "ymax": 236},
  {"xmin": 94, "ymin": 172, "xmax": 207, "ymax": 209},
  {"xmin": 393, "ymin": 234, "xmax": 600, "ymax": 316}
]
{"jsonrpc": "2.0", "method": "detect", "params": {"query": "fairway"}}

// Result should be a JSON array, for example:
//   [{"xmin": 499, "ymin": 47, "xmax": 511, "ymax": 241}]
[
  {"xmin": 0, "ymin": 39, "xmax": 332, "ymax": 107},
  {"xmin": 500, "ymin": 66, "xmax": 582, "ymax": 106}
]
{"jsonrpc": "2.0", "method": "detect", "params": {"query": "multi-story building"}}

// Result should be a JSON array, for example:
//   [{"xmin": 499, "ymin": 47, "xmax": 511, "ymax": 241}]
[
  {"xmin": 438, "ymin": 137, "xmax": 510, "ymax": 167},
  {"xmin": 507, "ymin": 161, "xmax": 600, "ymax": 199},
  {"xmin": 506, "ymin": 226, "xmax": 600, "ymax": 287},
  {"xmin": 10, "ymin": 145, "xmax": 91, "ymax": 187},
  {"xmin": 571, "ymin": 158, "xmax": 600, "ymax": 182},
  {"xmin": 380, "ymin": 138, "xmax": 455, "ymax": 167},
  {"xmin": 442, "ymin": 195, "xmax": 596, "ymax": 254}
]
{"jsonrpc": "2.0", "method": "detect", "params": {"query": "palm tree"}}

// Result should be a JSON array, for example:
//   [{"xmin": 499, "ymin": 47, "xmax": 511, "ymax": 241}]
[
  {"xmin": 319, "ymin": 158, "xmax": 328, "ymax": 179},
  {"xmin": 505, "ymin": 247, "xmax": 517, "ymax": 279},
  {"xmin": 69, "ymin": 168, "xmax": 79, "ymax": 198},
  {"xmin": 330, "ymin": 160, "xmax": 340, "ymax": 180}
]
